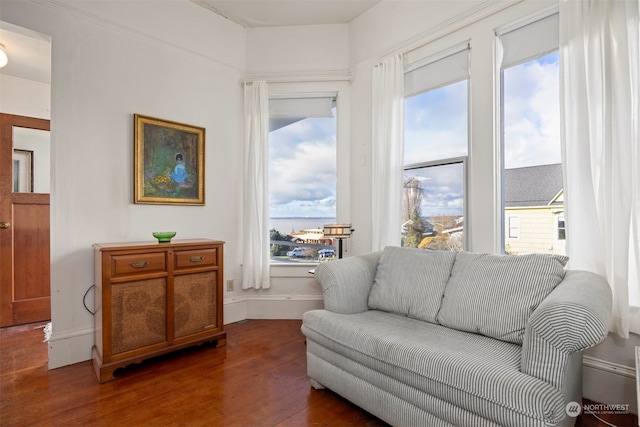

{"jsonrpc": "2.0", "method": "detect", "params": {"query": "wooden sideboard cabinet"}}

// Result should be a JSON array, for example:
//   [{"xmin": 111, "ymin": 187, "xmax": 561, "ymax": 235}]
[{"xmin": 92, "ymin": 239, "xmax": 226, "ymax": 383}]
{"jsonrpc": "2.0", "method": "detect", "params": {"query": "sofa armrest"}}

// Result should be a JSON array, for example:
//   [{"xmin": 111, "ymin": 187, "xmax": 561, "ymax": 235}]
[
  {"xmin": 521, "ymin": 270, "xmax": 612, "ymax": 388},
  {"xmin": 314, "ymin": 251, "xmax": 382, "ymax": 314}
]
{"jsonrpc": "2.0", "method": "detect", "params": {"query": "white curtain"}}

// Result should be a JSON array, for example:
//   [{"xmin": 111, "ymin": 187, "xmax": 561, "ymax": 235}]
[
  {"xmin": 371, "ymin": 54, "xmax": 405, "ymax": 251},
  {"xmin": 242, "ymin": 81, "xmax": 271, "ymax": 289},
  {"xmin": 559, "ymin": 0, "xmax": 640, "ymax": 337}
]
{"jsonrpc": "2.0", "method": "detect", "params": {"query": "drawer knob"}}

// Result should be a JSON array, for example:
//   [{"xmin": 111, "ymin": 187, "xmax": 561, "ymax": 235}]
[
  {"xmin": 189, "ymin": 256, "xmax": 205, "ymax": 263},
  {"xmin": 130, "ymin": 261, "xmax": 151, "ymax": 268}
]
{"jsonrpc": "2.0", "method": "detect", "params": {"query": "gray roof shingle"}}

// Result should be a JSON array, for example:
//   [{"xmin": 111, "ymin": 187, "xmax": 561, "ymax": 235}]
[{"xmin": 504, "ymin": 163, "xmax": 563, "ymax": 208}]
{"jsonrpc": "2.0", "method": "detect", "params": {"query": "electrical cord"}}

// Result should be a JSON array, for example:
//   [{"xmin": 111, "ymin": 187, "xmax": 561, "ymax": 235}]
[
  {"xmin": 586, "ymin": 410, "xmax": 620, "ymax": 427},
  {"xmin": 83, "ymin": 284, "xmax": 95, "ymax": 315}
]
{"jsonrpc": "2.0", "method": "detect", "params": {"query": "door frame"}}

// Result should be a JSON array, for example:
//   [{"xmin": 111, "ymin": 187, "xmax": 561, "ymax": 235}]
[{"xmin": 0, "ymin": 113, "xmax": 51, "ymax": 327}]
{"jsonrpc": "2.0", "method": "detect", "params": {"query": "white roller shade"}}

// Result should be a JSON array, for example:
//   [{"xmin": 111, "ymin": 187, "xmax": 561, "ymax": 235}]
[
  {"xmin": 404, "ymin": 47, "xmax": 469, "ymax": 97},
  {"xmin": 269, "ymin": 97, "xmax": 334, "ymax": 118},
  {"xmin": 269, "ymin": 97, "xmax": 335, "ymax": 132},
  {"xmin": 499, "ymin": 13, "xmax": 559, "ymax": 69}
]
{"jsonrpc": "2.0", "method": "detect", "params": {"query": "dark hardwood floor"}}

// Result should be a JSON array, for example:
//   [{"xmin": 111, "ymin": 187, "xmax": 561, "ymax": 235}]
[{"xmin": 0, "ymin": 320, "xmax": 637, "ymax": 427}]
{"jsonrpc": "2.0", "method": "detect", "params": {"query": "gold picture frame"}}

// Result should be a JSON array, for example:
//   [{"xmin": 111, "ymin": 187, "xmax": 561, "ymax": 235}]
[{"xmin": 134, "ymin": 114, "xmax": 205, "ymax": 205}]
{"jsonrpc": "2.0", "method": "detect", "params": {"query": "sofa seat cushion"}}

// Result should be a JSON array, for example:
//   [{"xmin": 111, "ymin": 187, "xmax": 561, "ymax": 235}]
[
  {"xmin": 437, "ymin": 252, "xmax": 569, "ymax": 344},
  {"xmin": 302, "ymin": 309, "xmax": 565, "ymax": 426},
  {"xmin": 368, "ymin": 247, "xmax": 457, "ymax": 323}
]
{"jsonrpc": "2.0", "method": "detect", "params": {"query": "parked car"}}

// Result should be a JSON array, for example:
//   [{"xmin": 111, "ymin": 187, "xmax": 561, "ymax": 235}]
[
  {"xmin": 287, "ymin": 248, "xmax": 306, "ymax": 258},
  {"xmin": 318, "ymin": 249, "xmax": 336, "ymax": 260}
]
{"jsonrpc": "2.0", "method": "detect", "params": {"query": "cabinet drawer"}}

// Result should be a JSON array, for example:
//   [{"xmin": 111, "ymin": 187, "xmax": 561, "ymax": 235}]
[
  {"xmin": 175, "ymin": 248, "xmax": 217, "ymax": 269},
  {"xmin": 111, "ymin": 252, "xmax": 166, "ymax": 277}
]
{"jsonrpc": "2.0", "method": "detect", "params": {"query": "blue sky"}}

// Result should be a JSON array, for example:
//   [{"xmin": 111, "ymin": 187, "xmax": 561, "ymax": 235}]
[{"xmin": 269, "ymin": 52, "xmax": 560, "ymax": 219}]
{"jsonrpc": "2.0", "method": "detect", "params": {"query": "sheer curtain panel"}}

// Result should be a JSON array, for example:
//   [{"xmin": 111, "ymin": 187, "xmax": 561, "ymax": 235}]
[
  {"xmin": 242, "ymin": 81, "xmax": 271, "ymax": 289},
  {"xmin": 371, "ymin": 54, "xmax": 405, "ymax": 251},
  {"xmin": 559, "ymin": 0, "xmax": 639, "ymax": 337}
]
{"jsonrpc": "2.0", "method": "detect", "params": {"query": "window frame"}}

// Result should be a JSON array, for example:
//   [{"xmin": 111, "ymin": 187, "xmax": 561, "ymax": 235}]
[
  {"xmin": 402, "ymin": 45, "xmax": 470, "ymax": 251},
  {"xmin": 507, "ymin": 216, "xmax": 520, "ymax": 239},
  {"xmin": 496, "ymin": 11, "xmax": 560, "ymax": 254},
  {"xmin": 402, "ymin": 156, "xmax": 468, "ymax": 250},
  {"xmin": 557, "ymin": 215, "xmax": 566, "ymax": 241},
  {"xmin": 266, "ymin": 83, "xmax": 350, "ymax": 268}
]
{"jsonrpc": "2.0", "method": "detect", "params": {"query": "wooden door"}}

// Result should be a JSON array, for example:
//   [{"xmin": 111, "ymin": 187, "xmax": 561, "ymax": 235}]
[{"xmin": 0, "ymin": 113, "xmax": 51, "ymax": 327}]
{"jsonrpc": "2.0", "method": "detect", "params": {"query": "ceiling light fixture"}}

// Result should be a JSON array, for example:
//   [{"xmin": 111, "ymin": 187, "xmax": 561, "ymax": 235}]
[{"xmin": 0, "ymin": 44, "xmax": 8, "ymax": 68}]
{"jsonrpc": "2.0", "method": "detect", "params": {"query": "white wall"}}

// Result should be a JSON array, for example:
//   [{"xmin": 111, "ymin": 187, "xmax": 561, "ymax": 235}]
[
  {"xmin": 0, "ymin": 74, "xmax": 51, "ymax": 119},
  {"xmin": 1, "ymin": 0, "xmax": 246, "ymax": 368},
  {"xmin": 246, "ymin": 24, "xmax": 349, "ymax": 78}
]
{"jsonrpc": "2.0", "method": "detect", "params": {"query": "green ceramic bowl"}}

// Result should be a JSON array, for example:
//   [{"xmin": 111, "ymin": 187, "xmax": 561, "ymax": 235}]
[{"xmin": 152, "ymin": 231, "xmax": 176, "ymax": 243}]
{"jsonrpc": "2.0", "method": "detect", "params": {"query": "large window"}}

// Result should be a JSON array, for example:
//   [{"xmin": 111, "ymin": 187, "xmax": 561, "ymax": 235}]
[
  {"xmin": 403, "ymin": 47, "xmax": 468, "ymax": 251},
  {"xmin": 268, "ymin": 97, "xmax": 337, "ymax": 263},
  {"xmin": 500, "ymin": 13, "xmax": 563, "ymax": 255}
]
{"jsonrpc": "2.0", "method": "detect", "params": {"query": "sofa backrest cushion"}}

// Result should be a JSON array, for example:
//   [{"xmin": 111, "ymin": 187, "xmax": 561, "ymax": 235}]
[
  {"xmin": 437, "ymin": 252, "xmax": 569, "ymax": 344},
  {"xmin": 368, "ymin": 246, "xmax": 457, "ymax": 323}
]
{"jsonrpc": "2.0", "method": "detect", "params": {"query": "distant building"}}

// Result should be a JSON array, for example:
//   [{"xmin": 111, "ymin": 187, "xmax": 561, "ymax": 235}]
[
  {"xmin": 441, "ymin": 217, "xmax": 464, "ymax": 236},
  {"xmin": 290, "ymin": 229, "xmax": 327, "ymax": 245},
  {"xmin": 504, "ymin": 164, "xmax": 565, "ymax": 255}
]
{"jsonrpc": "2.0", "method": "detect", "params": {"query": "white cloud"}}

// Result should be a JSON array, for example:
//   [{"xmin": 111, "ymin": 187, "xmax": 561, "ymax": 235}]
[
  {"xmin": 503, "ymin": 54, "xmax": 560, "ymax": 168},
  {"xmin": 405, "ymin": 163, "xmax": 465, "ymax": 216},
  {"xmin": 269, "ymin": 117, "xmax": 337, "ymax": 217},
  {"xmin": 405, "ymin": 80, "xmax": 467, "ymax": 164}
]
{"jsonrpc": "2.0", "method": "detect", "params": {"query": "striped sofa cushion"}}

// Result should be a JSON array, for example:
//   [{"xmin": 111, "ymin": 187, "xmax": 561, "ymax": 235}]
[
  {"xmin": 368, "ymin": 246, "xmax": 457, "ymax": 323},
  {"xmin": 302, "ymin": 309, "xmax": 566, "ymax": 426},
  {"xmin": 437, "ymin": 252, "xmax": 569, "ymax": 344}
]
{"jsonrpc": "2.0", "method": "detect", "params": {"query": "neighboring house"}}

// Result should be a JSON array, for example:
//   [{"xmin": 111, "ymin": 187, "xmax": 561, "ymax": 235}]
[
  {"xmin": 441, "ymin": 217, "xmax": 464, "ymax": 236},
  {"xmin": 401, "ymin": 219, "xmax": 435, "ymax": 237},
  {"xmin": 290, "ymin": 229, "xmax": 325, "ymax": 244},
  {"xmin": 504, "ymin": 164, "xmax": 565, "ymax": 256}
]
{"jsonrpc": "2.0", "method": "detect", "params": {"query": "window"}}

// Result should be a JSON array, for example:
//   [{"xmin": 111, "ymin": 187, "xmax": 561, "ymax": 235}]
[
  {"xmin": 499, "ymin": 13, "xmax": 562, "ymax": 255},
  {"xmin": 557, "ymin": 216, "xmax": 565, "ymax": 240},
  {"xmin": 403, "ymin": 47, "xmax": 469, "ymax": 251},
  {"xmin": 268, "ymin": 96, "xmax": 337, "ymax": 263},
  {"xmin": 508, "ymin": 216, "xmax": 520, "ymax": 239}
]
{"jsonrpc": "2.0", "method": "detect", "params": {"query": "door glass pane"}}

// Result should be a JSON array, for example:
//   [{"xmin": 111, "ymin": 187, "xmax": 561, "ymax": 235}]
[{"xmin": 12, "ymin": 127, "xmax": 50, "ymax": 194}]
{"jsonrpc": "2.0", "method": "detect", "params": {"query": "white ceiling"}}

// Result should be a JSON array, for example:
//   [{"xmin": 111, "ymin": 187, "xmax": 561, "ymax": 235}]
[
  {"xmin": 0, "ymin": 21, "xmax": 51, "ymax": 84},
  {"xmin": 0, "ymin": 1, "xmax": 381, "ymax": 85},
  {"xmin": 191, "ymin": 0, "xmax": 382, "ymax": 28}
]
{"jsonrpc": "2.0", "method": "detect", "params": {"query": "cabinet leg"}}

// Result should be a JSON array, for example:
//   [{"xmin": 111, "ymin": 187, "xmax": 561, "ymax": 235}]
[{"xmin": 92, "ymin": 346, "xmax": 117, "ymax": 383}]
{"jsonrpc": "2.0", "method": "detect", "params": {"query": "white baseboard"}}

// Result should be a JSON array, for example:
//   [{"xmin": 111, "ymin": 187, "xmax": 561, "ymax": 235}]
[
  {"xmin": 47, "ymin": 326, "xmax": 94, "ymax": 369},
  {"xmin": 583, "ymin": 355, "xmax": 638, "ymax": 415},
  {"xmin": 224, "ymin": 297, "xmax": 248, "ymax": 324},
  {"xmin": 47, "ymin": 296, "xmax": 324, "ymax": 369},
  {"xmin": 224, "ymin": 294, "xmax": 324, "ymax": 322}
]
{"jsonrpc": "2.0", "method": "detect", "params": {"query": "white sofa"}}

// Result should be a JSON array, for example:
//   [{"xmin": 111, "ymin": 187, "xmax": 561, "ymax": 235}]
[{"xmin": 301, "ymin": 247, "xmax": 612, "ymax": 427}]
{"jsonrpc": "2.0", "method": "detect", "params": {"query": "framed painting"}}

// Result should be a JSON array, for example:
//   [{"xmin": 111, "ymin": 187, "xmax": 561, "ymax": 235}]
[
  {"xmin": 134, "ymin": 114, "xmax": 205, "ymax": 205},
  {"xmin": 13, "ymin": 149, "xmax": 33, "ymax": 193}
]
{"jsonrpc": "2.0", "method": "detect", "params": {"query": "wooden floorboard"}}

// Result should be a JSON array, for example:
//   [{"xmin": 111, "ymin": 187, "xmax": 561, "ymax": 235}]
[{"xmin": 0, "ymin": 320, "xmax": 637, "ymax": 426}]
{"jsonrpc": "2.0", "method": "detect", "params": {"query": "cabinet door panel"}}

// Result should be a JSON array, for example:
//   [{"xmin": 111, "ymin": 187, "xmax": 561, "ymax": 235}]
[
  {"xmin": 174, "ymin": 271, "xmax": 217, "ymax": 338},
  {"xmin": 111, "ymin": 277, "xmax": 167, "ymax": 354}
]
